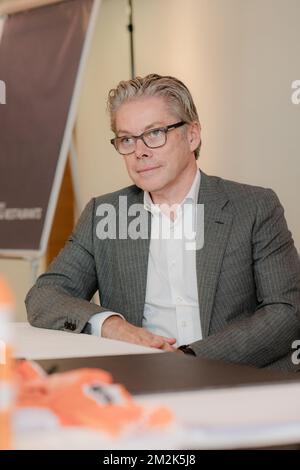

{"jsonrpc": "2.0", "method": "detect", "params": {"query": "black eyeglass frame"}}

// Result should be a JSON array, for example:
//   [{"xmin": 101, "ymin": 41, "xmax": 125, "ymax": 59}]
[{"xmin": 110, "ymin": 121, "xmax": 186, "ymax": 155}]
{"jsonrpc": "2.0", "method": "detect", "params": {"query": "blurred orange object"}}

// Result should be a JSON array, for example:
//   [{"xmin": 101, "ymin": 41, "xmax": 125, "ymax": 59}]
[
  {"xmin": 16, "ymin": 360, "xmax": 173, "ymax": 437},
  {"xmin": 0, "ymin": 277, "xmax": 15, "ymax": 450}
]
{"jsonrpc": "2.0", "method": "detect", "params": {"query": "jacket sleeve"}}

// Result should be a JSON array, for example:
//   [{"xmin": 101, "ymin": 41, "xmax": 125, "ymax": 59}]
[
  {"xmin": 25, "ymin": 198, "xmax": 107, "ymax": 333},
  {"xmin": 190, "ymin": 189, "xmax": 300, "ymax": 371}
]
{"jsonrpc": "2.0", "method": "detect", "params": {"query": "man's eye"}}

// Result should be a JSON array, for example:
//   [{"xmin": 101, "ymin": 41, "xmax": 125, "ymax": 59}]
[
  {"xmin": 120, "ymin": 136, "xmax": 134, "ymax": 145},
  {"xmin": 148, "ymin": 129, "xmax": 163, "ymax": 138}
]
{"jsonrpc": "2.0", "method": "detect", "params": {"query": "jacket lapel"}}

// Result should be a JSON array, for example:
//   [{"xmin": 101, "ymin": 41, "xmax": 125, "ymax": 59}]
[
  {"xmin": 115, "ymin": 188, "xmax": 151, "ymax": 326},
  {"xmin": 196, "ymin": 171, "xmax": 233, "ymax": 338}
]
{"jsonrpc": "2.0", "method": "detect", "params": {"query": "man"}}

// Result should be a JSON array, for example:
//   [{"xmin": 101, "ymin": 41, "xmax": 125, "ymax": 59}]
[{"xmin": 26, "ymin": 74, "xmax": 300, "ymax": 371}]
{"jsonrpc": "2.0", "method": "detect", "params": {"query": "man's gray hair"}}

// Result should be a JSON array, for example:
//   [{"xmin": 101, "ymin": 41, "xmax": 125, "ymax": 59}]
[{"xmin": 107, "ymin": 74, "xmax": 201, "ymax": 159}]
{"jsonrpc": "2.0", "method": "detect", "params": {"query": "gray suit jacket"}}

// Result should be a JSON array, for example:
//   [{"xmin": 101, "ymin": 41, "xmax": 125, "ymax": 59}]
[{"xmin": 26, "ymin": 171, "xmax": 300, "ymax": 371}]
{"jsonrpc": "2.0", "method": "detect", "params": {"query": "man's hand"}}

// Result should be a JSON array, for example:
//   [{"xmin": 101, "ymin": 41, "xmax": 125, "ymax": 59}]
[{"xmin": 102, "ymin": 315, "xmax": 176, "ymax": 350}]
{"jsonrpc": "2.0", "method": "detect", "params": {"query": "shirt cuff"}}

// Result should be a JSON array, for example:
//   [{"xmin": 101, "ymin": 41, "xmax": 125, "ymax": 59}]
[{"xmin": 88, "ymin": 311, "xmax": 125, "ymax": 337}]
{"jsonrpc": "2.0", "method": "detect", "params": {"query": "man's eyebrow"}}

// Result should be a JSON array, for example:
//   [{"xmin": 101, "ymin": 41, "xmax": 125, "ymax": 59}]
[
  {"xmin": 144, "ymin": 121, "xmax": 165, "ymax": 130},
  {"xmin": 117, "ymin": 122, "xmax": 165, "ymax": 136}
]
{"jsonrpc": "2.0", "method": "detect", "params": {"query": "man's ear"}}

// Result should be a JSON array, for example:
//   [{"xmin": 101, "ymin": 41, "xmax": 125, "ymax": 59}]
[{"xmin": 188, "ymin": 121, "xmax": 201, "ymax": 152}]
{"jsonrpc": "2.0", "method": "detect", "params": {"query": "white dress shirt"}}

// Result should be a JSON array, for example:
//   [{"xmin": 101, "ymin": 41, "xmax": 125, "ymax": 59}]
[{"xmin": 89, "ymin": 170, "xmax": 202, "ymax": 347}]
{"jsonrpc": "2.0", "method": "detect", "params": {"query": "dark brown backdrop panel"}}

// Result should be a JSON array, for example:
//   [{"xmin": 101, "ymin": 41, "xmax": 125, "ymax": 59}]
[{"xmin": 0, "ymin": 0, "xmax": 93, "ymax": 251}]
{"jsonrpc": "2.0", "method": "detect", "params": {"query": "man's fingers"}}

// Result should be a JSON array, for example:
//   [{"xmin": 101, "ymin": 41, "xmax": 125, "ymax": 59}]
[
  {"xmin": 149, "ymin": 336, "xmax": 166, "ymax": 348},
  {"xmin": 164, "ymin": 337, "xmax": 177, "ymax": 345},
  {"xmin": 103, "ymin": 321, "xmax": 178, "ymax": 350},
  {"xmin": 148, "ymin": 335, "xmax": 176, "ymax": 348}
]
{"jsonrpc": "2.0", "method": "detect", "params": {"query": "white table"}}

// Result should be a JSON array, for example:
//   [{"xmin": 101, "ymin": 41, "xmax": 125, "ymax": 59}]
[
  {"xmin": 12, "ymin": 322, "xmax": 300, "ymax": 450},
  {"xmin": 13, "ymin": 322, "xmax": 161, "ymax": 359}
]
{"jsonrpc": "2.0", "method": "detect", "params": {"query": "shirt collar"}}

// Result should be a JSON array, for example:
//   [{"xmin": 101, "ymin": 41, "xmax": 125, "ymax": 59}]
[{"xmin": 143, "ymin": 169, "xmax": 201, "ymax": 214}]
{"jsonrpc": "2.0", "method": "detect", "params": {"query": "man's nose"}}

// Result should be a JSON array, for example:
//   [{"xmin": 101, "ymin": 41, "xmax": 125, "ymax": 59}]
[{"xmin": 134, "ymin": 137, "xmax": 152, "ymax": 159}]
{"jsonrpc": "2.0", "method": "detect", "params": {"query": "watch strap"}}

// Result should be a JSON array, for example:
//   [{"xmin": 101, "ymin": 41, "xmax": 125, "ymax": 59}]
[{"xmin": 178, "ymin": 344, "xmax": 196, "ymax": 356}]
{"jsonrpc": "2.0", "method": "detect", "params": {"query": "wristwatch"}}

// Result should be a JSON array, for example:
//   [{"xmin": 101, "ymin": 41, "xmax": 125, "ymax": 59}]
[{"xmin": 178, "ymin": 344, "xmax": 196, "ymax": 356}]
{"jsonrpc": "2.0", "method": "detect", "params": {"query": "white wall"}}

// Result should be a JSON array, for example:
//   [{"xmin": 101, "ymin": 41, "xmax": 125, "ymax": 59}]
[
  {"xmin": 2, "ymin": 0, "xmax": 300, "ymax": 320},
  {"xmin": 134, "ymin": 0, "xmax": 299, "ymax": 245},
  {"xmin": 77, "ymin": 0, "xmax": 300, "ymax": 247},
  {"xmin": 75, "ymin": 0, "xmax": 131, "ymax": 208}
]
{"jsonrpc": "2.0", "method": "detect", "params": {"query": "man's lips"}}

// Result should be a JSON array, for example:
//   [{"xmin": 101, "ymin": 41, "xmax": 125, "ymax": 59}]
[{"xmin": 137, "ymin": 166, "xmax": 161, "ymax": 174}]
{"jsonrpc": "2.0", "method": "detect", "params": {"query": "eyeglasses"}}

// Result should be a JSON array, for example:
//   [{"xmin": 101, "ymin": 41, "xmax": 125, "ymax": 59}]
[{"xmin": 110, "ymin": 121, "xmax": 186, "ymax": 155}]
